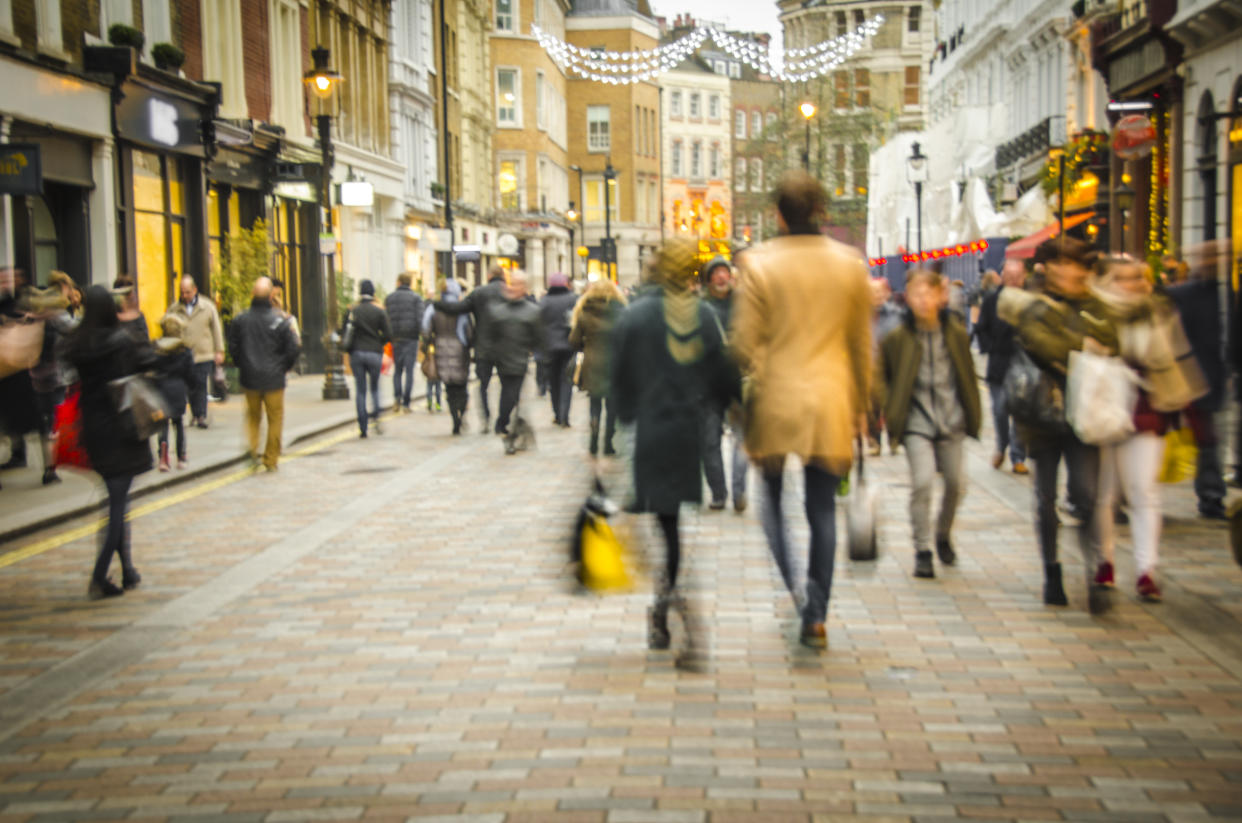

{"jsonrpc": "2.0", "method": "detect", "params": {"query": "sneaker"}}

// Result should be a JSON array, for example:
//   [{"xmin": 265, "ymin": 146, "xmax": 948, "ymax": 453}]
[
  {"xmin": 799, "ymin": 621, "xmax": 827, "ymax": 649},
  {"xmin": 708, "ymin": 499, "xmax": 726, "ymax": 511},
  {"xmin": 1136, "ymin": 573, "xmax": 1162, "ymax": 602},
  {"xmin": 504, "ymin": 442, "xmax": 517, "ymax": 456},
  {"xmin": 176, "ymin": 458, "xmax": 188, "ymax": 470},
  {"xmin": 88, "ymin": 578, "xmax": 124, "ymax": 600},
  {"xmin": 435, "ymin": 403, "xmax": 443, "ymax": 412},
  {"xmin": 359, "ymin": 430, "xmax": 368, "ymax": 439},
  {"xmin": 733, "ymin": 496, "xmax": 748, "ymax": 514},
  {"xmin": 935, "ymin": 537, "xmax": 956, "ymax": 566},
  {"xmin": 914, "ymin": 550, "xmax": 935, "ymax": 579},
  {"xmin": 122, "ymin": 571, "xmax": 142, "ymax": 590},
  {"xmin": 1095, "ymin": 561, "xmax": 1115, "ymax": 588},
  {"xmin": 1012, "ymin": 462, "xmax": 1029, "ymax": 475},
  {"xmin": 991, "ymin": 452, "xmax": 1004, "ymax": 470}
]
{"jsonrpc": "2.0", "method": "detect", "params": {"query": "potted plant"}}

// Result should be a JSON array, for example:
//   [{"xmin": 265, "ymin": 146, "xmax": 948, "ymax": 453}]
[
  {"xmin": 430, "ymin": 181, "xmax": 446, "ymax": 200},
  {"xmin": 151, "ymin": 43, "xmax": 185, "ymax": 72},
  {"xmin": 107, "ymin": 24, "xmax": 145, "ymax": 52}
]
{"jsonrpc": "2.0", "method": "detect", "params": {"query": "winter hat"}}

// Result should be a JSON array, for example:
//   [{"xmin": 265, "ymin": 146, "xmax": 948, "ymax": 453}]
[
  {"xmin": 359, "ymin": 279, "xmax": 375, "ymax": 296},
  {"xmin": 548, "ymin": 272, "xmax": 569, "ymax": 289},
  {"xmin": 700, "ymin": 255, "xmax": 731, "ymax": 280}
]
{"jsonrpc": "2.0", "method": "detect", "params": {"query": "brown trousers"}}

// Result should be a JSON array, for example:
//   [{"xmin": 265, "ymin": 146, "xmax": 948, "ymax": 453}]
[{"xmin": 244, "ymin": 389, "xmax": 285, "ymax": 469}]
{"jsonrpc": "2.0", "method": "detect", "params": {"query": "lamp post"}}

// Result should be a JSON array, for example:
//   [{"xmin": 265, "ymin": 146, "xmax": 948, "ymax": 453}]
[
  {"xmin": 569, "ymin": 163, "xmax": 585, "ymax": 267},
  {"xmin": 305, "ymin": 45, "xmax": 348, "ymax": 400},
  {"xmin": 566, "ymin": 203, "xmax": 578, "ymax": 281},
  {"xmin": 906, "ymin": 141, "xmax": 928, "ymax": 256},
  {"xmin": 603, "ymin": 159, "xmax": 616, "ymax": 281},
  {"xmin": 1114, "ymin": 176, "xmax": 1135, "ymax": 254},
  {"xmin": 799, "ymin": 102, "xmax": 816, "ymax": 172}
]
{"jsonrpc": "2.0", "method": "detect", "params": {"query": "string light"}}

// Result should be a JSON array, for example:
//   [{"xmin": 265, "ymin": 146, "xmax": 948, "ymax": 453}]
[{"xmin": 531, "ymin": 16, "xmax": 884, "ymax": 85}]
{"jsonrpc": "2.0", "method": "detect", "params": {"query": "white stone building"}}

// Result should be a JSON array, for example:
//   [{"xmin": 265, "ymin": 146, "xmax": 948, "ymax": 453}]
[{"xmin": 660, "ymin": 58, "xmax": 733, "ymax": 250}]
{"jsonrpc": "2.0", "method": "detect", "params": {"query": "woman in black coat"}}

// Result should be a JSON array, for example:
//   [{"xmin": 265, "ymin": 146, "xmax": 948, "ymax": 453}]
[{"xmin": 68, "ymin": 286, "xmax": 157, "ymax": 599}]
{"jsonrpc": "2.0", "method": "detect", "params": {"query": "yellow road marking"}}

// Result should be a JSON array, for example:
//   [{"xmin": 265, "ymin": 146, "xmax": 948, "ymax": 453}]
[{"xmin": 0, "ymin": 423, "xmax": 366, "ymax": 569}]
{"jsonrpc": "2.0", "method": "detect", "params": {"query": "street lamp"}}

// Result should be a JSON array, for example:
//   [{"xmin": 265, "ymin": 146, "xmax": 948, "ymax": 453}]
[
  {"xmin": 799, "ymin": 102, "xmax": 816, "ymax": 172},
  {"xmin": 906, "ymin": 141, "xmax": 929, "ymax": 256},
  {"xmin": 1114, "ymin": 176, "xmax": 1135, "ymax": 254},
  {"xmin": 566, "ymin": 203, "xmax": 578, "ymax": 281},
  {"xmin": 304, "ymin": 45, "xmax": 349, "ymax": 400},
  {"xmin": 569, "ymin": 164, "xmax": 585, "ymax": 266},
  {"xmin": 604, "ymin": 159, "xmax": 616, "ymax": 281}
]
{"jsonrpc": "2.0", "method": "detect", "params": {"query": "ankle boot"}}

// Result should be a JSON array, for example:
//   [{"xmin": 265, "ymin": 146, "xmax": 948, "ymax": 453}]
[
  {"xmin": 1044, "ymin": 563, "xmax": 1068, "ymax": 606},
  {"xmin": 589, "ymin": 421, "xmax": 600, "ymax": 456},
  {"xmin": 648, "ymin": 590, "xmax": 672, "ymax": 650}
]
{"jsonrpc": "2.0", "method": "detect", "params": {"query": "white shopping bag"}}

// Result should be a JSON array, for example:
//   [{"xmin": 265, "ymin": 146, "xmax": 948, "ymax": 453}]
[{"xmin": 1066, "ymin": 350, "xmax": 1138, "ymax": 445}]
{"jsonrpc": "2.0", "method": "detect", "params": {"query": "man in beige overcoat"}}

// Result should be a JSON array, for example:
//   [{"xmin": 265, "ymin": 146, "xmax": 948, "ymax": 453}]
[{"xmin": 732, "ymin": 171, "xmax": 873, "ymax": 649}]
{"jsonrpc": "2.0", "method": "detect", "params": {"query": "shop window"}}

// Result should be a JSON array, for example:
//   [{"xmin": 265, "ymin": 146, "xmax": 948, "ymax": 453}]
[
  {"xmin": 498, "ymin": 158, "xmax": 521, "ymax": 211},
  {"xmin": 132, "ymin": 150, "xmax": 188, "ymax": 332}
]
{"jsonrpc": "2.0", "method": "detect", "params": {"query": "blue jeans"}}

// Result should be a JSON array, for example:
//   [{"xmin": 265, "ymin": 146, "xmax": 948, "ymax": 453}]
[
  {"xmin": 988, "ymin": 380, "xmax": 1025, "ymax": 464},
  {"xmin": 351, "ymin": 350, "xmax": 383, "ymax": 434},
  {"xmin": 760, "ymin": 459, "xmax": 838, "ymax": 625},
  {"xmin": 426, "ymin": 380, "xmax": 442, "ymax": 408},
  {"xmin": 94, "ymin": 474, "xmax": 136, "ymax": 583},
  {"xmin": 703, "ymin": 406, "xmax": 748, "ymax": 504},
  {"xmin": 1031, "ymin": 433, "xmax": 1100, "ymax": 575},
  {"xmin": 392, "ymin": 339, "xmax": 418, "ymax": 408}
]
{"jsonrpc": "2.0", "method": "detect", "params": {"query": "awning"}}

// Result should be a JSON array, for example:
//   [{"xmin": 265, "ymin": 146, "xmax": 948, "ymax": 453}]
[{"xmin": 1004, "ymin": 212, "xmax": 1095, "ymax": 258}]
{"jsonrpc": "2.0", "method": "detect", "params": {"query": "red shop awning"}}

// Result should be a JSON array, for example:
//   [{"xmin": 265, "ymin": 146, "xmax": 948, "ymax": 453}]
[{"xmin": 1004, "ymin": 212, "xmax": 1096, "ymax": 259}]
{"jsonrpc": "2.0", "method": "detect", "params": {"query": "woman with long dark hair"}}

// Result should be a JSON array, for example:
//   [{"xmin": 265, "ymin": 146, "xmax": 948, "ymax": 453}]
[{"xmin": 68, "ymin": 286, "xmax": 157, "ymax": 599}]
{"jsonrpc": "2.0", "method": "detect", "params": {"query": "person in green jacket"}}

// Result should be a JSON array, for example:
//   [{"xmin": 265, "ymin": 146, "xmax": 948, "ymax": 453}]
[{"xmin": 877, "ymin": 269, "xmax": 982, "ymax": 579}]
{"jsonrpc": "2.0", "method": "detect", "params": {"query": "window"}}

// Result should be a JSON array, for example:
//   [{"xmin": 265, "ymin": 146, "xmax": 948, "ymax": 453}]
[
  {"xmin": 765, "ymin": 112, "xmax": 777, "ymax": 141},
  {"xmin": 587, "ymin": 105, "xmax": 610, "ymax": 151},
  {"xmin": 496, "ymin": 0, "xmax": 513, "ymax": 31},
  {"xmin": 908, "ymin": 5, "xmax": 921, "ymax": 32},
  {"xmin": 536, "ymin": 72, "xmax": 547, "ymax": 130},
  {"xmin": 144, "ymin": 0, "xmax": 172, "ymax": 55},
  {"xmin": 735, "ymin": 158, "xmax": 747, "ymax": 191},
  {"xmin": 201, "ymin": 0, "xmax": 248, "ymax": 119},
  {"xmin": 835, "ymin": 11, "xmax": 847, "ymax": 37},
  {"xmin": 751, "ymin": 158, "xmax": 763, "ymax": 192},
  {"xmin": 690, "ymin": 141, "xmax": 702, "ymax": 177},
  {"xmin": 853, "ymin": 144, "xmax": 869, "ymax": 194},
  {"xmin": 734, "ymin": 109, "xmax": 746, "ymax": 139},
  {"xmin": 709, "ymin": 144, "xmax": 720, "ymax": 178},
  {"xmin": 904, "ymin": 65, "xmax": 921, "ymax": 107},
  {"xmin": 497, "ymin": 69, "xmax": 519, "ymax": 125},
  {"xmin": 671, "ymin": 140, "xmax": 683, "ymax": 176},
  {"xmin": 853, "ymin": 9, "xmax": 864, "ymax": 28},
  {"xmin": 834, "ymin": 71, "xmax": 849, "ymax": 109},
  {"xmin": 709, "ymin": 95, "xmax": 720, "ymax": 120},
  {"xmin": 751, "ymin": 111, "xmax": 761, "ymax": 137},
  {"xmin": 498, "ymin": 158, "xmax": 521, "ymax": 210},
  {"xmin": 713, "ymin": 60, "xmax": 726, "ymax": 75},
  {"xmin": 269, "ymin": 0, "xmax": 303, "ymax": 136},
  {"xmin": 855, "ymin": 68, "xmax": 870, "ymax": 108},
  {"xmin": 100, "ymin": 0, "xmax": 131, "ymax": 29},
  {"xmin": 689, "ymin": 93, "xmax": 701, "ymax": 118},
  {"xmin": 670, "ymin": 91, "xmax": 682, "ymax": 118},
  {"xmin": 728, "ymin": 62, "xmax": 741, "ymax": 79},
  {"xmin": 584, "ymin": 177, "xmax": 618, "ymax": 223},
  {"xmin": 834, "ymin": 144, "xmax": 846, "ymax": 195}
]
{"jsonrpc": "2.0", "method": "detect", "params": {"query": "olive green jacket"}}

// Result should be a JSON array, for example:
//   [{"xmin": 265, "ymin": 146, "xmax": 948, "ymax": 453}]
[{"xmin": 877, "ymin": 310, "xmax": 982, "ymax": 442}]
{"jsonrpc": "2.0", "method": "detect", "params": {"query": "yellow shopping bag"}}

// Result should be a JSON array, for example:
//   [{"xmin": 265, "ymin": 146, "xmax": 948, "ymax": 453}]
[
  {"xmin": 579, "ymin": 511, "xmax": 632, "ymax": 593},
  {"xmin": 1158, "ymin": 427, "xmax": 1198, "ymax": 484}
]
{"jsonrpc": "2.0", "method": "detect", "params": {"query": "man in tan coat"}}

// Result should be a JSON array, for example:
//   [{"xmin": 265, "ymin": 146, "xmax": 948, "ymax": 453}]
[
  {"xmin": 732, "ymin": 171, "xmax": 873, "ymax": 649},
  {"xmin": 165, "ymin": 275, "xmax": 224, "ymax": 429}
]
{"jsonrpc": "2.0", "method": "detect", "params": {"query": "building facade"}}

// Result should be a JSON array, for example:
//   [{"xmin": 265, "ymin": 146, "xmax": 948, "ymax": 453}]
[
  {"xmin": 726, "ymin": 35, "xmax": 780, "ymax": 247},
  {"xmin": 660, "ymin": 58, "xmax": 732, "ymax": 254}
]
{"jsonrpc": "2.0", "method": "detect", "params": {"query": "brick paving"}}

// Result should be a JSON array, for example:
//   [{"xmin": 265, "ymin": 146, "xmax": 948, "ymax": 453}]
[{"xmin": 0, "ymin": 383, "xmax": 1241, "ymax": 822}]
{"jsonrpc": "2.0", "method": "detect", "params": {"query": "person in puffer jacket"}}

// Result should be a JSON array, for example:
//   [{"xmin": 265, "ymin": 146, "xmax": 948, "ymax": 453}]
[
  {"xmin": 422, "ymin": 278, "xmax": 474, "ymax": 435},
  {"xmin": 385, "ymin": 273, "xmax": 424, "ymax": 413},
  {"xmin": 539, "ymin": 273, "xmax": 578, "ymax": 427},
  {"xmin": 569, "ymin": 279, "xmax": 626, "ymax": 455}
]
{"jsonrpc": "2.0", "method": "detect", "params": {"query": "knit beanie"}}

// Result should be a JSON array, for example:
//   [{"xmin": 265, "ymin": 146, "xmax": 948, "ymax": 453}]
[{"xmin": 359, "ymin": 279, "xmax": 375, "ymax": 296}]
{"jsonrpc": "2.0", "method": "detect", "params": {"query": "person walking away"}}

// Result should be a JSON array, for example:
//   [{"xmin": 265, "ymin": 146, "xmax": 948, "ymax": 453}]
[
  {"xmin": 28, "ymin": 271, "xmax": 80, "ymax": 485},
  {"xmin": 1167, "ymin": 242, "xmax": 1228, "ymax": 519},
  {"xmin": 386, "ymin": 273, "xmax": 423, "ymax": 413},
  {"xmin": 486, "ymin": 270, "xmax": 543, "ymax": 452},
  {"xmin": 165, "ymin": 275, "xmax": 224, "ymax": 429},
  {"xmin": 112, "ymin": 276, "xmax": 149, "ymax": 342},
  {"xmin": 67, "ymin": 286, "xmax": 159, "ymax": 598},
  {"xmin": 701, "ymin": 255, "xmax": 749, "ymax": 512},
  {"xmin": 539, "ymin": 273, "xmax": 579, "ymax": 427},
  {"xmin": 152, "ymin": 313, "xmax": 195, "ymax": 471},
  {"xmin": 877, "ymin": 269, "xmax": 981, "ymax": 579},
  {"xmin": 868, "ymin": 277, "xmax": 902, "ymax": 455},
  {"xmin": 434, "ymin": 265, "xmax": 509, "ymax": 432},
  {"xmin": 422, "ymin": 279, "xmax": 474, "ymax": 434},
  {"xmin": 0, "ymin": 268, "xmax": 42, "ymax": 484},
  {"xmin": 1000, "ymin": 237, "xmax": 1118, "ymax": 613},
  {"xmin": 611, "ymin": 237, "xmax": 739, "ymax": 666},
  {"xmin": 343, "ymin": 279, "xmax": 393, "ymax": 438},
  {"xmin": 570, "ymin": 279, "xmax": 627, "ymax": 456},
  {"xmin": 975, "ymin": 259, "xmax": 1030, "ymax": 474},
  {"xmin": 228, "ymin": 278, "xmax": 301, "ymax": 470},
  {"xmin": 732, "ymin": 172, "xmax": 873, "ymax": 648}
]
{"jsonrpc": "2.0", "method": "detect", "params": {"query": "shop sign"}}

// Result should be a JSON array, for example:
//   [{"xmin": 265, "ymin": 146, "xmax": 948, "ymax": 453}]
[
  {"xmin": 426, "ymin": 228, "xmax": 452, "ymax": 250},
  {"xmin": 497, "ymin": 233, "xmax": 519, "ymax": 256},
  {"xmin": 1113, "ymin": 114, "xmax": 1157, "ymax": 160},
  {"xmin": 1108, "ymin": 40, "xmax": 1166, "ymax": 94},
  {"xmin": 453, "ymin": 244, "xmax": 481, "ymax": 263},
  {"xmin": 319, "ymin": 233, "xmax": 337, "ymax": 255},
  {"xmin": 339, "ymin": 181, "xmax": 374, "ymax": 207},
  {"xmin": 0, "ymin": 144, "xmax": 41, "ymax": 196},
  {"xmin": 116, "ymin": 86, "xmax": 206, "ymax": 154}
]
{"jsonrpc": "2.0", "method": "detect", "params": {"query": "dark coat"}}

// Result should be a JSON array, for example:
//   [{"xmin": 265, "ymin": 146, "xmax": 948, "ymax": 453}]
[
  {"xmin": 154, "ymin": 344, "xmax": 195, "ymax": 417},
  {"xmin": 569, "ymin": 296, "xmax": 623, "ymax": 397},
  {"xmin": 486, "ymin": 296, "xmax": 543, "ymax": 376},
  {"xmin": 704, "ymin": 290, "xmax": 733, "ymax": 333},
  {"xmin": 539, "ymin": 287, "xmax": 578, "ymax": 355},
  {"xmin": 975, "ymin": 286, "xmax": 1021, "ymax": 383},
  {"xmin": 345, "ymin": 298, "xmax": 392, "ymax": 354},
  {"xmin": 877, "ymin": 310, "xmax": 982, "ymax": 442},
  {"xmin": 0, "ymin": 295, "xmax": 38, "ymax": 434},
  {"xmin": 611, "ymin": 294, "xmax": 739, "ymax": 515},
  {"xmin": 430, "ymin": 311, "xmax": 472, "ymax": 385},
  {"xmin": 1167, "ymin": 279, "xmax": 1224, "ymax": 412},
  {"xmin": 434, "ymin": 276, "xmax": 508, "ymax": 362},
  {"xmin": 228, "ymin": 299, "xmax": 301, "ymax": 392},
  {"xmin": 69, "ymin": 328, "xmax": 157, "ymax": 479},
  {"xmin": 385, "ymin": 286, "xmax": 424, "ymax": 341}
]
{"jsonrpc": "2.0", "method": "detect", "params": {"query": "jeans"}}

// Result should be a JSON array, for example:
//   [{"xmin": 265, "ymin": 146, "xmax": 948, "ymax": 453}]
[
  {"xmin": 760, "ymin": 459, "xmax": 838, "ymax": 625},
  {"xmin": 547, "ymin": 350, "xmax": 575, "ymax": 424},
  {"xmin": 426, "ymin": 380, "xmax": 442, "ymax": 408},
  {"xmin": 1098, "ymin": 432, "xmax": 1165, "ymax": 579},
  {"xmin": 158, "ymin": 416, "xmax": 187, "ymax": 461},
  {"xmin": 476, "ymin": 359, "xmax": 498, "ymax": 420},
  {"xmin": 658, "ymin": 512, "xmax": 681, "ymax": 588},
  {"xmin": 588, "ymin": 394, "xmax": 617, "ymax": 454},
  {"xmin": 1187, "ymin": 407, "xmax": 1225, "ymax": 510},
  {"xmin": 392, "ymin": 339, "xmax": 419, "ymax": 408},
  {"xmin": 904, "ymin": 433, "xmax": 965, "ymax": 552},
  {"xmin": 703, "ymin": 406, "xmax": 749, "ymax": 504},
  {"xmin": 189, "ymin": 361, "xmax": 212, "ymax": 420},
  {"xmin": 987, "ymin": 380, "xmax": 1025, "ymax": 464},
  {"xmin": 94, "ymin": 474, "xmax": 136, "ymax": 583},
  {"xmin": 1030, "ymin": 432, "xmax": 1100, "ymax": 577},
  {"xmin": 496, "ymin": 374, "xmax": 524, "ymax": 433},
  {"xmin": 244, "ymin": 389, "xmax": 285, "ymax": 469},
  {"xmin": 351, "ymin": 350, "xmax": 383, "ymax": 434}
]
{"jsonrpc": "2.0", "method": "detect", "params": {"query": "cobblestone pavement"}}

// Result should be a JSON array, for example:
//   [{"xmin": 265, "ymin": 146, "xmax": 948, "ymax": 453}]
[{"xmin": 1, "ymin": 383, "xmax": 1241, "ymax": 823}]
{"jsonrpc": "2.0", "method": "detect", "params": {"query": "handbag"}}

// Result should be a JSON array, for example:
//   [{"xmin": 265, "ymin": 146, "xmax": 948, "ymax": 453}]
[
  {"xmin": 1158, "ymin": 427, "xmax": 1198, "ymax": 484},
  {"xmin": 1065, "ymin": 350, "xmax": 1137, "ymax": 445},
  {"xmin": 1004, "ymin": 347, "xmax": 1068, "ymax": 433},
  {"xmin": 108, "ymin": 374, "xmax": 169, "ymax": 441},
  {"xmin": 52, "ymin": 386, "xmax": 91, "ymax": 470},
  {"xmin": 420, "ymin": 341, "xmax": 438, "ymax": 381},
  {"xmin": 0, "ymin": 318, "xmax": 45, "ymax": 379},
  {"xmin": 846, "ymin": 437, "xmax": 879, "ymax": 561},
  {"xmin": 210, "ymin": 363, "xmax": 229, "ymax": 401},
  {"xmin": 572, "ymin": 478, "xmax": 634, "ymax": 593},
  {"xmin": 339, "ymin": 309, "xmax": 355, "ymax": 352}
]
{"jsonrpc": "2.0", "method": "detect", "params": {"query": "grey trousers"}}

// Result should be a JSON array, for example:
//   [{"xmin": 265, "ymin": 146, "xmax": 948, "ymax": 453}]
[{"xmin": 904, "ymin": 433, "xmax": 966, "ymax": 552}]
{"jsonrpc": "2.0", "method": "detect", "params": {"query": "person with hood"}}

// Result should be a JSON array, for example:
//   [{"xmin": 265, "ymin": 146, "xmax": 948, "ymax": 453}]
[
  {"xmin": 486, "ymin": 270, "xmax": 544, "ymax": 452},
  {"xmin": 422, "ymin": 278, "xmax": 474, "ymax": 435},
  {"xmin": 67, "ymin": 285, "xmax": 160, "ymax": 599},
  {"xmin": 877, "ymin": 269, "xmax": 981, "ymax": 579},
  {"xmin": 539, "ymin": 273, "xmax": 579, "ymax": 427},
  {"xmin": 152, "ymin": 313, "xmax": 196, "ymax": 471},
  {"xmin": 569, "ymin": 279, "xmax": 627, "ymax": 456},
  {"xmin": 700, "ymin": 255, "xmax": 748, "ymax": 512},
  {"xmin": 385, "ymin": 272, "xmax": 424, "ymax": 414},
  {"xmin": 433, "ymin": 265, "xmax": 509, "ymax": 432},
  {"xmin": 611, "ymin": 237, "xmax": 739, "ymax": 666},
  {"xmin": 343, "ymin": 279, "xmax": 393, "ymax": 438}
]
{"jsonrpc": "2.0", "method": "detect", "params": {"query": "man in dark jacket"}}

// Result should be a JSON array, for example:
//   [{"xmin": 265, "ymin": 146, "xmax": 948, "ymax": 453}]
[
  {"xmin": 700, "ymin": 255, "xmax": 747, "ymax": 511},
  {"xmin": 385, "ymin": 273, "xmax": 423, "ymax": 413},
  {"xmin": 1168, "ymin": 252, "xmax": 1227, "ymax": 519},
  {"xmin": 539, "ymin": 272, "xmax": 578, "ymax": 427},
  {"xmin": 974, "ymin": 259, "xmax": 1028, "ymax": 474},
  {"xmin": 435, "ymin": 264, "xmax": 509, "ymax": 432},
  {"xmin": 487, "ymin": 270, "xmax": 543, "ymax": 451},
  {"xmin": 344, "ymin": 279, "xmax": 393, "ymax": 438},
  {"xmin": 228, "ymin": 277, "xmax": 301, "ymax": 471}
]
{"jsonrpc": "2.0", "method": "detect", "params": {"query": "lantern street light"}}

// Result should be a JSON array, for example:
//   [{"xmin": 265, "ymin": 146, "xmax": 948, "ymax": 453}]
[
  {"xmin": 603, "ymin": 159, "xmax": 617, "ymax": 281},
  {"xmin": 799, "ymin": 101, "xmax": 816, "ymax": 172},
  {"xmin": 906, "ymin": 141, "xmax": 929, "ymax": 256},
  {"xmin": 566, "ymin": 203, "xmax": 578, "ymax": 281}
]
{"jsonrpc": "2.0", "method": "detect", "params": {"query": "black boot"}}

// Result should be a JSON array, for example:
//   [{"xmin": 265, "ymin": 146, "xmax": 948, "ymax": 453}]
[
  {"xmin": 589, "ymin": 421, "xmax": 600, "ymax": 456},
  {"xmin": 648, "ymin": 590, "xmax": 671, "ymax": 650},
  {"xmin": 914, "ymin": 550, "xmax": 935, "ymax": 579},
  {"xmin": 1044, "ymin": 563, "xmax": 1068, "ymax": 606}
]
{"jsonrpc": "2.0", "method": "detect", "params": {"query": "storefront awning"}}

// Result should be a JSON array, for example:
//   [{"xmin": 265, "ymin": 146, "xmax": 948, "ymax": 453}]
[{"xmin": 1004, "ymin": 212, "xmax": 1095, "ymax": 258}]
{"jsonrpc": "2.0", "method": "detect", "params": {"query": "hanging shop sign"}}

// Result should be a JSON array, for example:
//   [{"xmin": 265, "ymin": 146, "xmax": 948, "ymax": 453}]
[
  {"xmin": 0, "ymin": 143, "xmax": 42, "ymax": 196},
  {"xmin": 497, "ymin": 233, "xmax": 519, "ymax": 257},
  {"xmin": 115, "ymin": 85, "xmax": 208, "ymax": 155},
  {"xmin": 1113, "ymin": 114, "xmax": 1157, "ymax": 160}
]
